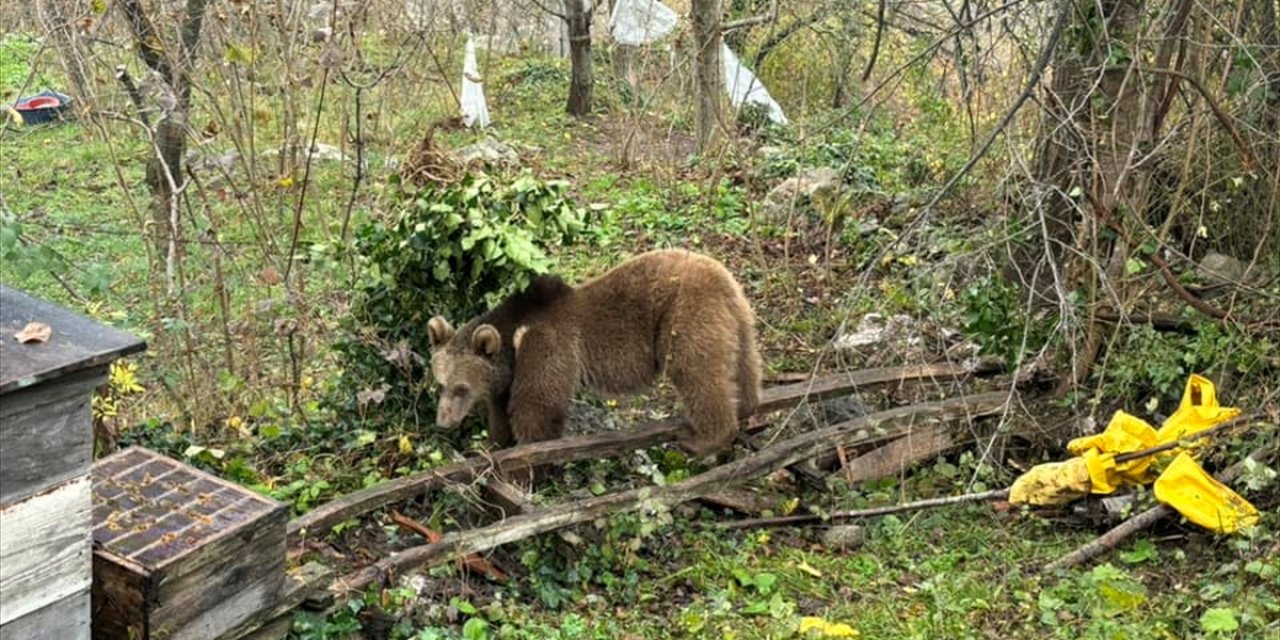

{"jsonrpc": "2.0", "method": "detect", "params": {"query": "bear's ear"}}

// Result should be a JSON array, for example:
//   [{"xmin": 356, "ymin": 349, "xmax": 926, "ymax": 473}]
[
  {"xmin": 427, "ymin": 316, "xmax": 455, "ymax": 348},
  {"xmin": 512, "ymin": 326, "xmax": 529, "ymax": 352},
  {"xmin": 472, "ymin": 324, "xmax": 501, "ymax": 357}
]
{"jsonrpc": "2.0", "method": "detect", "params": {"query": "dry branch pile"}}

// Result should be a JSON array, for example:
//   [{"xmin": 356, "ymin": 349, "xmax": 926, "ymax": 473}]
[{"xmin": 282, "ymin": 360, "xmax": 1017, "ymax": 604}]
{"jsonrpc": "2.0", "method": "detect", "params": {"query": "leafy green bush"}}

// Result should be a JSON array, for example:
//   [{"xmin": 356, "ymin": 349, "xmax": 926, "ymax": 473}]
[
  {"xmin": 331, "ymin": 171, "xmax": 587, "ymax": 436},
  {"xmin": 1100, "ymin": 321, "xmax": 1276, "ymax": 405},
  {"xmin": 960, "ymin": 273, "xmax": 1046, "ymax": 368}
]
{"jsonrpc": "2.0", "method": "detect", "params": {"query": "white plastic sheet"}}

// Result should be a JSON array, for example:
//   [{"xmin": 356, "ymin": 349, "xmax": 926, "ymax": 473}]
[
  {"xmin": 721, "ymin": 43, "xmax": 788, "ymax": 125},
  {"xmin": 610, "ymin": 0, "xmax": 679, "ymax": 46},
  {"xmin": 460, "ymin": 35, "xmax": 491, "ymax": 128}
]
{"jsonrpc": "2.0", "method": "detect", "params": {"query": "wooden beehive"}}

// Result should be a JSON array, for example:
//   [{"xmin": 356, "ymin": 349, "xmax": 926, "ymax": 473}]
[
  {"xmin": 1, "ymin": 285, "xmax": 145, "ymax": 640},
  {"xmin": 91, "ymin": 447, "xmax": 288, "ymax": 640}
]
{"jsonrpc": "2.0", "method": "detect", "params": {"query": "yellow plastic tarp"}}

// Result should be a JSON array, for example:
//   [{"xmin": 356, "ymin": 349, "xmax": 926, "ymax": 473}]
[
  {"xmin": 1068, "ymin": 411, "xmax": 1160, "ymax": 484},
  {"xmin": 1153, "ymin": 452, "xmax": 1259, "ymax": 534},
  {"xmin": 1008, "ymin": 457, "xmax": 1093, "ymax": 506},
  {"xmin": 1156, "ymin": 374, "xmax": 1242, "ymax": 448},
  {"xmin": 1008, "ymin": 374, "xmax": 1253, "ymax": 534}
]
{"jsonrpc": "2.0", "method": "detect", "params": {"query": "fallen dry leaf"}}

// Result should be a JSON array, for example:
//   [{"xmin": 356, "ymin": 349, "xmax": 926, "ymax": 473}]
[{"xmin": 14, "ymin": 321, "xmax": 52, "ymax": 343}]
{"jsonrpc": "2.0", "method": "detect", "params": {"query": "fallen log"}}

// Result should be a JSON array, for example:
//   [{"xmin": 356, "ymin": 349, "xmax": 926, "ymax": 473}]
[
  {"xmin": 1044, "ymin": 438, "xmax": 1276, "ymax": 573},
  {"xmin": 288, "ymin": 360, "xmax": 1002, "ymax": 543},
  {"xmin": 330, "ymin": 390, "xmax": 1010, "ymax": 594}
]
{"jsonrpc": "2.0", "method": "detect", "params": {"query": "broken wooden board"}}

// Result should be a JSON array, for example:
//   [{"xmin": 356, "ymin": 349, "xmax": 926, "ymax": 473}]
[
  {"xmin": 332, "ymin": 391, "xmax": 1010, "ymax": 594},
  {"xmin": 289, "ymin": 360, "xmax": 1003, "ymax": 544},
  {"xmin": 476, "ymin": 476, "xmax": 583, "ymax": 546},
  {"xmin": 699, "ymin": 488, "xmax": 787, "ymax": 516},
  {"xmin": 831, "ymin": 423, "xmax": 957, "ymax": 485}
]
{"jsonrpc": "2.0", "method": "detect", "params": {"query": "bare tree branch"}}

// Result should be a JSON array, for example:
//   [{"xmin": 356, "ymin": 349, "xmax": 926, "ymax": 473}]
[{"xmin": 862, "ymin": 0, "xmax": 889, "ymax": 81}]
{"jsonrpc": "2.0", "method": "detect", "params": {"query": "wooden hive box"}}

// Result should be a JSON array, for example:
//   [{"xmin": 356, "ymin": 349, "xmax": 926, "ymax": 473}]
[
  {"xmin": 92, "ymin": 447, "xmax": 289, "ymax": 640},
  {"xmin": 1, "ymin": 285, "xmax": 145, "ymax": 640}
]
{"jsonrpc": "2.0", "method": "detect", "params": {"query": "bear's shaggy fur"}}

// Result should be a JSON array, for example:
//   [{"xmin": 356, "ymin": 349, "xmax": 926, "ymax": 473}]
[{"xmin": 427, "ymin": 249, "xmax": 762, "ymax": 456}]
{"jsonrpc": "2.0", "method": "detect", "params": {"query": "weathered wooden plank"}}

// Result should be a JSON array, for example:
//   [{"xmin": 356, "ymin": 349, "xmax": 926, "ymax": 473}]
[
  {"xmin": 148, "ymin": 508, "xmax": 287, "ymax": 640},
  {"xmin": 479, "ymin": 477, "xmax": 583, "ymax": 546},
  {"xmin": 219, "ymin": 563, "xmax": 332, "ymax": 640},
  {"xmin": 161, "ymin": 568, "xmax": 283, "ymax": 640},
  {"xmin": 231, "ymin": 614, "xmax": 292, "ymax": 640},
  {"xmin": 0, "ymin": 370, "xmax": 102, "ymax": 505},
  {"xmin": 0, "ymin": 284, "xmax": 146, "ymax": 395},
  {"xmin": 0, "ymin": 475, "xmax": 92, "ymax": 625},
  {"xmin": 836, "ymin": 424, "xmax": 956, "ymax": 485},
  {"xmin": 0, "ymin": 588, "xmax": 91, "ymax": 640},
  {"xmin": 91, "ymin": 549, "xmax": 153, "ymax": 639},
  {"xmin": 290, "ymin": 360, "xmax": 1003, "ymax": 542},
  {"xmin": 700, "ymin": 488, "xmax": 785, "ymax": 516}
]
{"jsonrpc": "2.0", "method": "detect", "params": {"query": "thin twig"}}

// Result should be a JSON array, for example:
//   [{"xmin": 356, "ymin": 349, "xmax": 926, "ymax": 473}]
[
  {"xmin": 720, "ymin": 488, "xmax": 1011, "ymax": 530},
  {"xmin": 1121, "ymin": 66, "xmax": 1258, "ymax": 172}
]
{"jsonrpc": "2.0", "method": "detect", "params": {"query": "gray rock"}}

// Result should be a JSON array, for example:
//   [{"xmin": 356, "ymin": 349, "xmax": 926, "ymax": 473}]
[
  {"xmin": 1197, "ymin": 251, "xmax": 1259, "ymax": 286},
  {"xmin": 763, "ymin": 167, "xmax": 844, "ymax": 221},
  {"xmin": 832, "ymin": 313, "xmax": 979, "ymax": 366},
  {"xmin": 756, "ymin": 145, "xmax": 786, "ymax": 159},
  {"xmin": 261, "ymin": 142, "xmax": 349, "ymax": 163},
  {"xmin": 456, "ymin": 136, "xmax": 519, "ymax": 166},
  {"xmin": 185, "ymin": 148, "xmax": 241, "ymax": 173},
  {"xmin": 820, "ymin": 524, "xmax": 866, "ymax": 550}
]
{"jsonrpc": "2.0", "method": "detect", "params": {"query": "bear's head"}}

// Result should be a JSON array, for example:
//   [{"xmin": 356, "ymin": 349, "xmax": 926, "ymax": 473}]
[{"xmin": 426, "ymin": 316, "xmax": 503, "ymax": 429}]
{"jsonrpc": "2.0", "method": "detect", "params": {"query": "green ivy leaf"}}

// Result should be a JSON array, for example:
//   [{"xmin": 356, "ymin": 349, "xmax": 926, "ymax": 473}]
[
  {"xmin": 1118, "ymin": 539, "xmax": 1158, "ymax": 564},
  {"xmin": 1200, "ymin": 607, "xmax": 1239, "ymax": 633},
  {"xmin": 462, "ymin": 617, "xmax": 489, "ymax": 640}
]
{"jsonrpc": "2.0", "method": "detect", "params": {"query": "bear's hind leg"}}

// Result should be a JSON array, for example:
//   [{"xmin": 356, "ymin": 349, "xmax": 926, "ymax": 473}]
[
  {"xmin": 666, "ymin": 336, "xmax": 740, "ymax": 457},
  {"xmin": 673, "ymin": 377, "xmax": 739, "ymax": 458}
]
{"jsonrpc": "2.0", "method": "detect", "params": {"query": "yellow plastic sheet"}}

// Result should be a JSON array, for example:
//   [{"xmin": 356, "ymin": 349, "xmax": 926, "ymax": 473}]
[
  {"xmin": 1008, "ymin": 457, "xmax": 1093, "ymax": 506},
  {"xmin": 1007, "ymin": 375, "xmax": 1253, "ymax": 534},
  {"xmin": 1156, "ymin": 374, "xmax": 1242, "ymax": 448},
  {"xmin": 1069, "ymin": 411, "xmax": 1160, "ymax": 484},
  {"xmin": 1153, "ymin": 452, "xmax": 1259, "ymax": 534}
]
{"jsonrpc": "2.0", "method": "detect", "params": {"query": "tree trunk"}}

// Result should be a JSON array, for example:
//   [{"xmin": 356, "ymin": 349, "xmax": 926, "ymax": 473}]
[
  {"xmin": 120, "ymin": 0, "xmax": 210, "ymax": 259},
  {"xmin": 831, "ymin": 6, "xmax": 857, "ymax": 108},
  {"xmin": 613, "ymin": 43, "xmax": 638, "ymax": 97},
  {"xmin": 37, "ymin": 0, "xmax": 96, "ymax": 116},
  {"xmin": 564, "ymin": 0, "xmax": 593, "ymax": 116},
  {"xmin": 692, "ymin": 0, "xmax": 723, "ymax": 151}
]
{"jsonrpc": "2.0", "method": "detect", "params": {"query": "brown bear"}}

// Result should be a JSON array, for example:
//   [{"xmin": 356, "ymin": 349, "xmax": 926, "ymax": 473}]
[{"xmin": 426, "ymin": 248, "xmax": 762, "ymax": 456}]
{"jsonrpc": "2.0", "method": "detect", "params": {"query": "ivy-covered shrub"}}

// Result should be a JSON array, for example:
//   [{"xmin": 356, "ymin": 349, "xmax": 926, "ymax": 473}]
[{"xmin": 331, "ymin": 171, "xmax": 587, "ymax": 436}]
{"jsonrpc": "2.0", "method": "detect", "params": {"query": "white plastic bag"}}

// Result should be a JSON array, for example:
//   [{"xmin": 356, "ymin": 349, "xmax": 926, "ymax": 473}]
[
  {"xmin": 610, "ymin": 0, "xmax": 679, "ymax": 46},
  {"xmin": 460, "ymin": 35, "xmax": 491, "ymax": 128},
  {"xmin": 721, "ymin": 43, "xmax": 788, "ymax": 125}
]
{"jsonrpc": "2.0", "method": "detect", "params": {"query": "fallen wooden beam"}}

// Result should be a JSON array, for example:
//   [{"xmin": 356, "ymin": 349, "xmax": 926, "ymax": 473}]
[
  {"xmin": 330, "ymin": 390, "xmax": 1011, "ymax": 594},
  {"xmin": 477, "ymin": 476, "xmax": 584, "ymax": 546},
  {"xmin": 743, "ymin": 431, "xmax": 829, "ymax": 491},
  {"xmin": 832, "ymin": 422, "xmax": 956, "ymax": 485},
  {"xmin": 288, "ymin": 360, "xmax": 1002, "ymax": 544}
]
